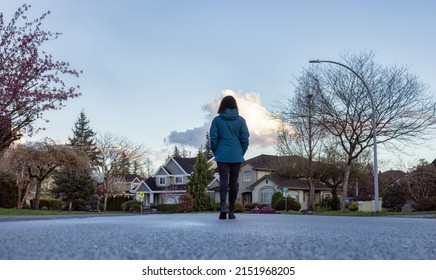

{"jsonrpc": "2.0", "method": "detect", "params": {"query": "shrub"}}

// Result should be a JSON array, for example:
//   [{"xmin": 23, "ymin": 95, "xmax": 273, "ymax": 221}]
[
  {"xmin": 244, "ymin": 202, "xmax": 262, "ymax": 211},
  {"xmin": 415, "ymin": 197, "xmax": 436, "ymax": 211},
  {"xmin": 233, "ymin": 202, "xmax": 244, "ymax": 213},
  {"xmin": 157, "ymin": 204, "xmax": 181, "ymax": 213},
  {"xmin": 38, "ymin": 198, "xmax": 63, "ymax": 210},
  {"xmin": 271, "ymin": 192, "xmax": 284, "ymax": 209},
  {"xmin": 381, "ymin": 184, "xmax": 409, "ymax": 212},
  {"xmin": 348, "ymin": 202, "xmax": 359, "ymax": 211},
  {"xmin": 0, "ymin": 171, "xmax": 17, "ymax": 208},
  {"xmin": 212, "ymin": 202, "xmax": 245, "ymax": 212},
  {"xmin": 212, "ymin": 202, "xmax": 221, "ymax": 211},
  {"xmin": 275, "ymin": 197, "xmax": 301, "ymax": 211},
  {"xmin": 106, "ymin": 195, "xmax": 131, "ymax": 211},
  {"xmin": 260, "ymin": 205, "xmax": 276, "ymax": 214},
  {"xmin": 121, "ymin": 200, "xmax": 142, "ymax": 212},
  {"xmin": 319, "ymin": 196, "xmax": 340, "ymax": 211},
  {"xmin": 179, "ymin": 194, "xmax": 194, "ymax": 213},
  {"xmin": 245, "ymin": 202, "xmax": 270, "ymax": 211}
]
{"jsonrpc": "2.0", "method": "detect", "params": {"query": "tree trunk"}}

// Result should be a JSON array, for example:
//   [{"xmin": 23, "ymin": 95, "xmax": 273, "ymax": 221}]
[
  {"xmin": 16, "ymin": 181, "xmax": 24, "ymax": 209},
  {"xmin": 341, "ymin": 164, "xmax": 352, "ymax": 212},
  {"xmin": 308, "ymin": 178, "xmax": 315, "ymax": 212},
  {"xmin": 69, "ymin": 201, "xmax": 73, "ymax": 212},
  {"xmin": 103, "ymin": 193, "xmax": 108, "ymax": 212},
  {"xmin": 33, "ymin": 179, "xmax": 42, "ymax": 209},
  {"xmin": 18, "ymin": 182, "xmax": 30, "ymax": 209}
]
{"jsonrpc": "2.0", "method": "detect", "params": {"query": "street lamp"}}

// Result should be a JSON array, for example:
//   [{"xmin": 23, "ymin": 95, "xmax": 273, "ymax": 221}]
[{"xmin": 309, "ymin": 59, "xmax": 380, "ymax": 212}]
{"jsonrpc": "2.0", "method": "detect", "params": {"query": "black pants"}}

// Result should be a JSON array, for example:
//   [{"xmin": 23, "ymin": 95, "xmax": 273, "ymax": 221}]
[{"xmin": 217, "ymin": 162, "xmax": 241, "ymax": 209}]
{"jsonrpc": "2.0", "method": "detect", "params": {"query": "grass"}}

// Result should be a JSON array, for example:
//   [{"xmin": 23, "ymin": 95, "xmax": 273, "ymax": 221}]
[
  {"xmin": 0, "ymin": 208, "xmax": 126, "ymax": 216},
  {"xmin": 277, "ymin": 209, "xmax": 436, "ymax": 218},
  {"xmin": 313, "ymin": 209, "xmax": 436, "ymax": 217},
  {"xmin": 1, "ymin": 208, "xmax": 435, "ymax": 218}
]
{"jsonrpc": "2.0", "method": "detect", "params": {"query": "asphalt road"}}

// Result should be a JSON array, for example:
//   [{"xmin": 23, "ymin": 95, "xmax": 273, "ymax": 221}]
[{"xmin": 0, "ymin": 213, "xmax": 435, "ymax": 260}]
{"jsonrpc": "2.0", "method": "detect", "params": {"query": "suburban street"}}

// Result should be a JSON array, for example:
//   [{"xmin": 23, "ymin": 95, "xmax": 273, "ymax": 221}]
[{"xmin": 0, "ymin": 213, "xmax": 435, "ymax": 260}]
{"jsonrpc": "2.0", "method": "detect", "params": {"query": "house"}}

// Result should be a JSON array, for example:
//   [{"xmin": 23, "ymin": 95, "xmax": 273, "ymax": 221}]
[
  {"xmin": 131, "ymin": 157, "xmax": 218, "ymax": 207},
  {"xmin": 209, "ymin": 154, "xmax": 332, "ymax": 210},
  {"xmin": 131, "ymin": 154, "xmax": 332, "ymax": 211},
  {"xmin": 120, "ymin": 173, "xmax": 144, "ymax": 194}
]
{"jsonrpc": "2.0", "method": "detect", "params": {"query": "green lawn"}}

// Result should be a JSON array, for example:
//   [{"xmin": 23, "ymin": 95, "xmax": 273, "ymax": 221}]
[
  {"xmin": 1, "ymin": 208, "xmax": 435, "ymax": 218},
  {"xmin": 0, "ymin": 208, "xmax": 126, "ymax": 216}
]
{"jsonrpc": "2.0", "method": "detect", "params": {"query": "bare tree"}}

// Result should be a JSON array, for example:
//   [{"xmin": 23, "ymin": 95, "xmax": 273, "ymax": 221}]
[
  {"xmin": 273, "ymin": 72, "xmax": 326, "ymax": 212},
  {"xmin": 406, "ymin": 160, "xmax": 436, "ymax": 203},
  {"xmin": 95, "ymin": 132, "xmax": 148, "ymax": 211},
  {"xmin": 309, "ymin": 51, "xmax": 436, "ymax": 211}
]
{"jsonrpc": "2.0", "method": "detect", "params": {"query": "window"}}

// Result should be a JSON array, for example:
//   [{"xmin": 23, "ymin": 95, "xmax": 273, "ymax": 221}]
[
  {"xmin": 289, "ymin": 191, "xmax": 300, "ymax": 202},
  {"xmin": 244, "ymin": 171, "xmax": 252, "ymax": 181},
  {"xmin": 158, "ymin": 177, "xmax": 166, "ymax": 186},
  {"xmin": 175, "ymin": 176, "xmax": 183, "ymax": 184},
  {"xmin": 260, "ymin": 187, "xmax": 274, "ymax": 204}
]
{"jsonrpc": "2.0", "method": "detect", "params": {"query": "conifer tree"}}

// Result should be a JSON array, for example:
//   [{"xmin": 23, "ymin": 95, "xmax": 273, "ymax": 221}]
[
  {"xmin": 204, "ymin": 132, "xmax": 214, "ymax": 159},
  {"xmin": 188, "ymin": 148, "xmax": 214, "ymax": 211},
  {"xmin": 68, "ymin": 110, "xmax": 100, "ymax": 169},
  {"xmin": 172, "ymin": 145, "xmax": 182, "ymax": 158}
]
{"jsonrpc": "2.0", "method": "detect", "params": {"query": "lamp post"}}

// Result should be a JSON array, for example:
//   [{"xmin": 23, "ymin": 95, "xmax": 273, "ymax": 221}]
[{"xmin": 309, "ymin": 59, "xmax": 379, "ymax": 212}]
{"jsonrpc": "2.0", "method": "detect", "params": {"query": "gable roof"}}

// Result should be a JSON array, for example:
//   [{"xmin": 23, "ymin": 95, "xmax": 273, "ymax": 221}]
[
  {"xmin": 172, "ymin": 157, "xmax": 197, "ymax": 174},
  {"xmin": 119, "ymin": 173, "xmax": 143, "ymax": 182},
  {"xmin": 242, "ymin": 154, "xmax": 306, "ymax": 172},
  {"xmin": 153, "ymin": 157, "xmax": 197, "ymax": 177},
  {"xmin": 249, "ymin": 174, "xmax": 330, "ymax": 191}
]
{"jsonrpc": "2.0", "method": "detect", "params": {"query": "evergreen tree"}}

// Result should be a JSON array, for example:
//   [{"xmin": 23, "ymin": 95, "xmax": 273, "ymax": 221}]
[
  {"xmin": 112, "ymin": 151, "xmax": 131, "ymax": 174},
  {"xmin": 188, "ymin": 148, "xmax": 214, "ymax": 211},
  {"xmin": 68, "ymin": 110, "xmax": 100, "ymax": 169},
  {"xmin": 204, "ymin": 132, "xmax": 214, "ymax": 159},
  {"xmin": 172, "ymin": 145, "xmax": 182, "ymax": 158},
  {"xmin": 52, "ymin": 171, "xmax": 95, "ymax": 211}
]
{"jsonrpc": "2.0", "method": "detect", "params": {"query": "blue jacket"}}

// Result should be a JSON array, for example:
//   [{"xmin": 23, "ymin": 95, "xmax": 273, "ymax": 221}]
[{"xmin": 209, "ymin": 108, "xmax": 250, "ymax": 163}]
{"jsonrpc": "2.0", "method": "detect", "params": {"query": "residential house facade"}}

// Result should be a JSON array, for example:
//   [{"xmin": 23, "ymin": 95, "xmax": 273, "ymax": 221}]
[
  {"xmin": 131, "ymin": 157, "xmax": 218, "ymax": 207},
  {"xmin": 208, "ymin": 154, "xmax": 332, "ymax": 210},
  {"xmin": 130, "ymin": 154, "xmax": 332, "ymax": 211}
]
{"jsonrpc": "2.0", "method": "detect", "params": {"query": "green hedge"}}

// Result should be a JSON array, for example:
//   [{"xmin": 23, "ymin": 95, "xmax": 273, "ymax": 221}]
[
  {"xmin": 212, "ymin": 202, "xmax": 244, "ymax": 212},
  {"xmin": 106, "ymin": 195, "xmax": 132, "ymax": 211},
  {"xmin": 157, "ymin": 204, "xmax": 181, "ymax": 213},
  {"xmin": 274, "ymin": 197, "xmax": 301, "ymax": 211},
  {"xmin": 38, "ymin": 198, "xmax": 64, "ymax": 210}
]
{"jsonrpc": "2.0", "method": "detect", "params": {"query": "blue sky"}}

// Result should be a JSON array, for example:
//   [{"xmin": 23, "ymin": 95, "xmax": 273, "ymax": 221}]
[{"xmin": 2, "ymin": 0, "xmax": 436, "ymax": 171}]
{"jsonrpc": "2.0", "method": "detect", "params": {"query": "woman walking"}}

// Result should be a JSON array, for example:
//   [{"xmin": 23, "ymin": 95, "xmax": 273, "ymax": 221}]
[{"xmin": 210, "ymin": 95, "xmax": 250, "ymax": 219}]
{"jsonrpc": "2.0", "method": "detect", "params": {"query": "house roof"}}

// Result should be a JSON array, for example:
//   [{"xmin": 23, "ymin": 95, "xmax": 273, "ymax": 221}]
[
  {"xmin": 248, "ymin": 174, "xmax": 331, "ymax": 191},
  {"xmin": 242, "ymin": 154, "xmax": 306, "ymax": 171},
  {"xmin": 117, "ymin": 173, "xmax": 143, "ymax": 182},
  {"xmin": 172, "ymin": 157, "xmax": 197, "ymax": 174}
]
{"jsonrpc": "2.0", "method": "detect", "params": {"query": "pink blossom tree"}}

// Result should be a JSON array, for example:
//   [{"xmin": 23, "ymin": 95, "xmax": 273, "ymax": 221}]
[{"xmin": 0, "ymin": 4, "xmax": 81, "ymax": 151}]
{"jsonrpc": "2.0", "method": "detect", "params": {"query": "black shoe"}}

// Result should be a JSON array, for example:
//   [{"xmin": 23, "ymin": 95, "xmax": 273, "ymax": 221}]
[
  {"xmin": 219, "ymin": 212, "xmax": 227, "ymax": 219},
  {"xmin": 228, "ymin": 212, "xmax": 236, "ymax": 219}
]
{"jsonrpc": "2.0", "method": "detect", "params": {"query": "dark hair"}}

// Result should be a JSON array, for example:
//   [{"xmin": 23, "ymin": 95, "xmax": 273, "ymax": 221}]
[{"xmin": 217, "ymin": 95, "xmax": 238, "ymax": 114}]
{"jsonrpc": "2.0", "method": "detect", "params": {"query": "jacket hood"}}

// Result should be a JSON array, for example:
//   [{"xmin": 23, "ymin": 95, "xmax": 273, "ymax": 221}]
[{"xmin": 219, "ymin": 108, "xmax": 239, "ymax": 120}]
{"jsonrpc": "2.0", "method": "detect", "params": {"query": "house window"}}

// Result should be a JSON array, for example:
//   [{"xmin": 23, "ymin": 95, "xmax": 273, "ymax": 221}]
[
  {"xmin": 244, "ymin": 171, "xmax": 252, "ymax": 181},
  {"xmin": 260, "ymin": 187, "xmax": 274, "ymax": 205},
  {"xmin": 289, "ymin": 190, "xmax": 299, "ymax": 202},
  {"xmin": 159, "ymin": 177, "xmax": 166, "ymax": 186},
  {"xmin": 175, "ymin": 176, "xmax": 183, "ymax": 184}
]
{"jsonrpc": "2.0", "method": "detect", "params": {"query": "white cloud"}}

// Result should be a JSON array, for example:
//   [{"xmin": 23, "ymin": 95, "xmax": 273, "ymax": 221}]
[{"xmin": 165, "ymin": 89, "xmax": 281, "ymax": 148}]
